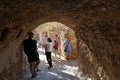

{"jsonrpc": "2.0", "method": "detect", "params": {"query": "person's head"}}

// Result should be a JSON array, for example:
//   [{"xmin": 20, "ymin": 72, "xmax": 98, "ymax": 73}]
[
  {"xmin": 55, "ymin": 34, "xmax": 58, "ymax": 37},
  {"xmin": 28, "ymin": 32, "xmax": 34, "ymax": 39},
  {"xmin": 68, "ymin": 40, "xmax": 71, "ymax": 42},
  {"xmin": 66, "ymin": 39, "xmax": 70, "ymax": 42},
  {"xmin": 45, "ymin": 34, "xmax": 48, "ymax": 37},
  {"xmin": 47, "ymin": 38, "xmax": 52, "ymax": 42},
  {"xmin": 55, "ymin": 34, "xmax": 59, "ymax": 39}
]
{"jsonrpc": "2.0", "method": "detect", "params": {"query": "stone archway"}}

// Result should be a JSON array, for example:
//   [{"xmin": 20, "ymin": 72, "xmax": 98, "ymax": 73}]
[
  {"xmin": 33, "ymin": 22, "xmax": 78, "ymax": 60},
  {"xmin": 0, "ymin": 0, "xmax": 119, "ymax": 80},
  {"xmin": 22, "ymin": 22, "xmax": 79, "ymax": 78}
]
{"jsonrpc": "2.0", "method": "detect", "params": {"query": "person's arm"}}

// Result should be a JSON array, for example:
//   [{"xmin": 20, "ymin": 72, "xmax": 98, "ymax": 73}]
[
  {"xmin": 33, "ymin": 40, "xmax": 38, "ymax": 51},
  {"xmin": 63, "ymin": 41, "xmax": 66, "ymax": 48}
]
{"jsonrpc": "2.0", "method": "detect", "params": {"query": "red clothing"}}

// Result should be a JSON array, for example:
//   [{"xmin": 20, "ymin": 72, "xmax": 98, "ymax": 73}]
[{"xmin": 53, "ymin": 41, "xmax": 58, "ymax": 49}]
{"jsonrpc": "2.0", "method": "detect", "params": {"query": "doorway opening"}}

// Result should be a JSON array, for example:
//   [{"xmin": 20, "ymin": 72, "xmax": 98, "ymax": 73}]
[{"xmin": 22, "ymin": 22, "xmax": 88, "ymax": 80}]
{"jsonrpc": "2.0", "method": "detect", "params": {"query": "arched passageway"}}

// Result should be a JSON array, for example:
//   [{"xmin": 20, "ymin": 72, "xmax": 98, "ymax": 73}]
[
  {"xmin": 33, "ymin": 22, "xmax": 77, "ymax": 59},
  {"xmin": 0, "ymin": 0, "xmax": 120, "ymax": 80},
  {"xmin": 22, "ymin": 22, "xmax": 79, "ymax": 79}
]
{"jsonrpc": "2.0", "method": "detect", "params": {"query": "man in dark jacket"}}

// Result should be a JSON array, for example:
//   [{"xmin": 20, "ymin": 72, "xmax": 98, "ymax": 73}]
[{"xmin": 23, "ymin": 32, "xmax": 40, "ymax": 78}]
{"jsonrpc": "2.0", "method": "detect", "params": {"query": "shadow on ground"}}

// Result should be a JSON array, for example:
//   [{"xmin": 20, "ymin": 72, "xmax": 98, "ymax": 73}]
[{"xmin": 23, "ymin": 48, "xmax": 89, "ymax": 80}]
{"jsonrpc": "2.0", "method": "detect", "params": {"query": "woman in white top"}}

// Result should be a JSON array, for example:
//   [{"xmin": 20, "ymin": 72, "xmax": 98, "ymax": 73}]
[{"xmin": 45, "ymin": 37, "xmax": 53, "ymax": 70}]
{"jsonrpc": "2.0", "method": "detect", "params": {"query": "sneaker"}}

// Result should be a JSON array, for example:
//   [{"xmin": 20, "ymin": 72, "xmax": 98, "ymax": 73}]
[
  {"xmin": 50, "ymin": 66, "xmax": 53, "ymax": 68},
  {"xmin": 31, "ymin": 73, "xmax": 37, "ymax": 78},
  {"xmin": 48, "ymin": 67, "xmax": 51, "ymax": 70},
  {"xmin": 37, "ymin": 69, "xmax": 41, "ymax": 72}
]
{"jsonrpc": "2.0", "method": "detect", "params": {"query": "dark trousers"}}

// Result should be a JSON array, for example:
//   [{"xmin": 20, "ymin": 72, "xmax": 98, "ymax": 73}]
[{"xmin": 46, "ymin": 52, "xmax": 52, "ymax": 68}]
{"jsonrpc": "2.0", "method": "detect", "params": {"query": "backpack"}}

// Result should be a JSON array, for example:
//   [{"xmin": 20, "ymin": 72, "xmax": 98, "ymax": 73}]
[{"xmin": 53, "ymin": 41, "xmax": 58, "ymax": 49}]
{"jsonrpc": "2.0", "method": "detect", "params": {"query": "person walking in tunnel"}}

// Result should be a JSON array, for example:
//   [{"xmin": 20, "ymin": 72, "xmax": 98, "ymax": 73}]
[
  {"xmin": 53, "ymin": 40, "xmax": 59, "ymax": 59},
  {"xmin": 23, "ymin": 32, "xmax": 40, "ymax": 78},
  {"xmin": 63, "ymin": 39, "xmax": 72, "ymax": 61},
  {"xmin": 53, "ymin": 34, "xmax": 61, "ymax": 59},
  {"xmin": 40, "ymin": 33, "xmax": 48, "ymax": 53},
  {"xmin": 45, "ymin": 37, "xmax": 53, "ymax": 70}
]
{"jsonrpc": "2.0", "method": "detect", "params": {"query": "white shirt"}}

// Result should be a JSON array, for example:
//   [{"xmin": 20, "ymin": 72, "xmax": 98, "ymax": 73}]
[
  {"xmin": 41, "ymin": 37, "xmax": 48, "ymax": 45},
  {"xmin": 46, "ymin": 42, "xmax": 53, "ymax": 52}
]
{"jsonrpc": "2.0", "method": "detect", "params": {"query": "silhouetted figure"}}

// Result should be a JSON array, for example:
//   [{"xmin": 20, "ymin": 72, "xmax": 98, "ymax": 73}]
[{"xmin": 23, "ymin": 32, "xmax": 40, "ymax": 78}]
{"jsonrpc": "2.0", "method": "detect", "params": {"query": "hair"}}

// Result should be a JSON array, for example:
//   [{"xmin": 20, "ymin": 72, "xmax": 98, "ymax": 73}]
[
  {"xmin": 47, "ymin": 38, "xmax": 52, "ymax": 42},
  {"xmin": 45, "ymin": 34, "xmax": 48, "ymax": 37},
  {"xmin": 55, "ymin": 34, "xmax": 58, "ymax": 36},
  {"xmin": 28, "ymin": 32, "xmax": 34, "ymax": 36}
]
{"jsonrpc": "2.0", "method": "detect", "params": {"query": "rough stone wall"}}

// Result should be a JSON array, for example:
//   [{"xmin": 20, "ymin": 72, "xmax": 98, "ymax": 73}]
[
  {"xmin": 74, "ymin": 0, "xmax": 120, "ymax": 79},
  {"xmin": 77, "ymin": 22, "xmax": 120, "ymax": 79},
  {"xmin": 0, "ymin": 0, "xmax": 119, "ymax": 80}
]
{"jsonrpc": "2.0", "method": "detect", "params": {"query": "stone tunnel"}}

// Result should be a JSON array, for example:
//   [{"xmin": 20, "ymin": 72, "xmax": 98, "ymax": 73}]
[{"xmin": 0, "ymin": 0, "xmax": 120, "ymax": 80}]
